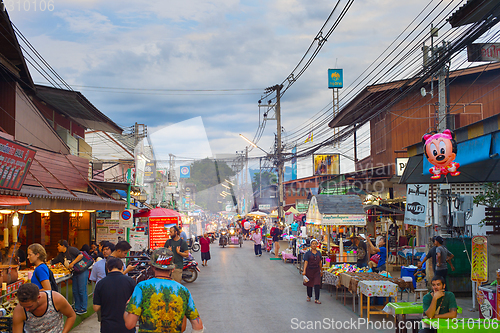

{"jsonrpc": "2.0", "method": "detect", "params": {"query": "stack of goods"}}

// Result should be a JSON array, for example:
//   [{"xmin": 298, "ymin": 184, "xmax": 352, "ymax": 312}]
[
  {"xmin": 50, "ymin": 263, "xmax": 71, "ymax": 278},
  {"xmin": 341, "ymin": 271, "xmax": 414, "ymax": 293},
  {"xmin": 326, "ymin": 263, "xmax": 369, "ymax": 275},
  {"xmin": 0, "ymin": 298, "xmax": 19, "ymax": 317}
]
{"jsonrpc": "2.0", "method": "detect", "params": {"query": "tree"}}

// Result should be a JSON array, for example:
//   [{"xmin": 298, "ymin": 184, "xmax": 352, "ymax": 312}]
[
  {"xmin": 473, "ymin": 182, "xmax": 500, "ymax": 226},
  {"xmin": 252, "ymin": 171, "xmax": 277, "ymax": 193}
]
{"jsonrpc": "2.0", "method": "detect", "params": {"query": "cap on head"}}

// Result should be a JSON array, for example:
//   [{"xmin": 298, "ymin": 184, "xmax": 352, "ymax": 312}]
[{"xmin": 150, "ymin": 247, "xmax": 176, "ymax": 270}]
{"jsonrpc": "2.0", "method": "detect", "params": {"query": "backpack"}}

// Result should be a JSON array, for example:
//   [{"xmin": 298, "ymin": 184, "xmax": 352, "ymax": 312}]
[{"xmin": 34, "ymin": 264, "xmax": 59, "ymax": 292}]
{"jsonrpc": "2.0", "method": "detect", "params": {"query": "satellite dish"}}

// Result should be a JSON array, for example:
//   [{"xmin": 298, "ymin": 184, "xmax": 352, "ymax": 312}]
[{"xmin": 421, "ymin": 87, "xmax": 427, "ymax": 97}]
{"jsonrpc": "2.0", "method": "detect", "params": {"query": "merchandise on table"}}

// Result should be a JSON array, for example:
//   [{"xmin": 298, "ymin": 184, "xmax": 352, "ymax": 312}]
[{"xmin": 326, "ymin": 263, "xmax": 369, "ymax": 275}]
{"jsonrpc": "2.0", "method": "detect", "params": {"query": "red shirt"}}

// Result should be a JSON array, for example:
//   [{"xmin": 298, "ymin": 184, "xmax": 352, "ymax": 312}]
[{"xmin": 200, "ymin": 236, "xmax": 210, "ymax": 253}]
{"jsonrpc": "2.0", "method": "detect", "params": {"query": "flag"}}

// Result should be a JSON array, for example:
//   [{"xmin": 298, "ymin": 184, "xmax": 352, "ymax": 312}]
[{"xmin": 304, "ymin": 131, "xmax": 313, "ymax": 143}]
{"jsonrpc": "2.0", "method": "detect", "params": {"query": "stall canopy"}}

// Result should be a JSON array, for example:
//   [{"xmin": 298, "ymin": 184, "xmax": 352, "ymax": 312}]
[
  {"xmin": 286, "ymin": 207, "xmax": 300, "ymax": 215},
  {"xmin": 306, "ymin": 195, "xmax": 366, "ymax": 226},
  {"xmin": 135, "ymin": 207, "xmax": 183, "ymax": 218},
  {"xmin": 0, "ymin": 195, "xmax": 30, "ymax": 206},
  {"xmin": 246, "ymin": 211, "xmax": 268, "ymax": 217}
]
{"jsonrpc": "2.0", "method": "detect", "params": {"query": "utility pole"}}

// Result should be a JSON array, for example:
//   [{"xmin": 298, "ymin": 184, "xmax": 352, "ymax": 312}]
[{"xmin": 266, "ymin": 84, "xmax": 284, "ymax": 225}]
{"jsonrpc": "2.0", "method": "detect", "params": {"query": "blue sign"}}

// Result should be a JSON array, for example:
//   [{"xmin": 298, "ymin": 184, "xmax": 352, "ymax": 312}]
[
  {"xmin": 291, "ymin": 146, "xmax": 297, "ymax": 180},
  {"xmin": 180, "ymin": 166, "xmax": 190, "ymax": 178},
  {"xmin": 328, "ymin": 69, "xmax": 343, "ymax": 89}
]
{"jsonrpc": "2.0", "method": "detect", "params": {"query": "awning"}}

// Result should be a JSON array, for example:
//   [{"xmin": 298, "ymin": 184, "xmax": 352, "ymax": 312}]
[
  {"xmin": 0, "ymin": 195, "xmax": 30, "ymax": 206},
  {"xmin": 14, "ymin": 185, "xmax": 126, "ymax": 211}
]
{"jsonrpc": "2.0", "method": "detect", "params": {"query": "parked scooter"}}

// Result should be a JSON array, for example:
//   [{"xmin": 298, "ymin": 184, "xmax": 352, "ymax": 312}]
[
  {"xmin": 187, "ymin": 236, "xmax": 201, "ymax": 252},
  {"xmin": 182, "ymin": 253, "xmax": 200, "ymax": 283}
]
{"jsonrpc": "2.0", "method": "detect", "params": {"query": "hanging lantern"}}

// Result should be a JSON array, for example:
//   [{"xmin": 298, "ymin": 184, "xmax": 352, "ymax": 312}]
[{"xmin": 422, "ymin": 129, "xmax": 460, "ymax": 179}]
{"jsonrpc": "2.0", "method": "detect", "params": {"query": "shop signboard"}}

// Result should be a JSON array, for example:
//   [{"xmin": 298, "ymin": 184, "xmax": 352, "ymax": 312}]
[
  {"xmin": 149, "ymin": 216, "xmax": 178, "ymax": 249},
  {"xmin": 180, "ymin": 166, "xmax": 190, "ymax": 178},
  {"xmin": 0, "ymin": 137, "xmax": 36, "ymax": 191},
  {"xmin": 328, "ymin": 69, "xmax": 343, "ymax": 88},
  {"xmin": 144, "ymin": 161, "xmax": 156, "ymax": 183},
  {"xmin": 313, "ymin": 154, "xmax": 340, "ymax": 176},
  {"xmin": 96, "ymin": 219, "xmax": 125, "ymax": 244},
  {"xmin": 404, "ymin": 184, "xmax": 429, "ymax": 227},
  {"xmin": 395, "ymin": 157, "xmax": 409, "ymax": 177},
  {"xmin": 322, "ymin": 214, "xmax": 366, "ymax": 226}
]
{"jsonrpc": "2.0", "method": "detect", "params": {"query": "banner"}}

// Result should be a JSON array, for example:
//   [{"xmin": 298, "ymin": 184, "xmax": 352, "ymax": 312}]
[
  {"xmin": 96, "ymin": 219, "xmax": 125, "ymax": 244},
  {"xmin": 0, "ymin": 137, "xmax": 36, "ymax": 191},
  {"xmin": 471, "ymin": 236, "xmax": 488, "ymax": 283},
  {"xmin": 144, "ymin": 161, "xmax": 156, "ymax": 183},
  {"xmin": 149, "ymin": 216, "xmax": 179, "ymax": 249},
  {"xmin": 291, "ymin": 146, "xmax": 297, "ymax": 180},
  {"xmin": 404, "ymin": 184, "xmax": 429, "ymax": 227},
  {"xmin": 313, "ymin": 154, "xmax": 340, "ymax": 175}
]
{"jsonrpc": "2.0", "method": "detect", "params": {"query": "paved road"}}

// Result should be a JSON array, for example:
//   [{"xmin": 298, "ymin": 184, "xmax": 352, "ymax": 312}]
[{"xmin": 186, "ymin": 240, "xmax": 393, "ymax": 333}]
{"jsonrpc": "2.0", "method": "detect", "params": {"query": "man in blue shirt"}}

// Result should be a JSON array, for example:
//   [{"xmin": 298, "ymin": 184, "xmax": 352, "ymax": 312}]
[
  {"xmin": 367, "ymin": 236, "xmax": 387, "ymax": 272},
  {"xmin": 90, "ymin": 242, "xmax": 114, "ymax": 284}
]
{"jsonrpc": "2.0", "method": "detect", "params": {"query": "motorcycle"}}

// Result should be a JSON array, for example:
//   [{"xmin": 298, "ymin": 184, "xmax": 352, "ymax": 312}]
[
  {"xmin": 182, "ymin": 253, "xmax": 200, "ymax": 283},
  {"xmin": 187, "ymin": 236, "xmax": 200, "ymax": 252}
]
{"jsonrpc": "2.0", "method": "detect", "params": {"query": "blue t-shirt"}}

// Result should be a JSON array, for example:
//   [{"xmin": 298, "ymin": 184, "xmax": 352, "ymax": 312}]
[
  {"xmin": 31, "ymin": 264, "xmax": 50, "ymax": 289},
  {"xmin": 378, "ymin": 246, "xmax": 387, "ymax": 267},
  {"xmin": 291, "ymin": 222, "xmax": 298, "ymax": 231},
  {"xmin": 126, "ymin": 277, "xmax": 199, "ymax": 333},
  {"xmin": 89, "ymin": 258, "xmax": 107, "ymax": 284}
]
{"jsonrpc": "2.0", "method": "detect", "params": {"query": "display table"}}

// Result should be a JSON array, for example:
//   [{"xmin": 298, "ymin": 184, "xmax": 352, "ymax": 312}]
[
  {"xmin": 384, "ymin": 302, "xmax": 463, "ymax": 333},
  {"xmin": 358, "ymin": 280, "xmax": 397, "ymax": 321},
  {"xmin": 421, "ymin": 318, "xmax": 499, "ymax": 333},
  {"xmin": 281, "ymin": 252, "xmax": 297, "ymax": 263},
  {"xmin": 55, "ymin": 273, "xmax": 73, "ymax": 299}
]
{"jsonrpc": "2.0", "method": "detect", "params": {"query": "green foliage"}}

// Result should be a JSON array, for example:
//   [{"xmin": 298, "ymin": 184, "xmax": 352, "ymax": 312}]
[
  {"xmin": 252, "ymin": 171, "xmax": 277, "ymax": 192},
  {"xmin": 473, "ymin": 182, "xmax": 500, "ymax": 226},
  {"xmin": 190, "ymin": 158, "xmax": 235, "ymax": 192}
]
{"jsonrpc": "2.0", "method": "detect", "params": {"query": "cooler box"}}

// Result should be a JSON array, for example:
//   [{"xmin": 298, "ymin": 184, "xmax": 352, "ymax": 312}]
[
  {"xmin": 231, "ymin": 236, "xmax": 239, "ymax": 244},
  {"xmin": 401, "ymin": 266, "xmax": 417, "ymax": 289},
  {"xmin": 478, "ymin": 285, "xmax": 497, "ymax": 319}
]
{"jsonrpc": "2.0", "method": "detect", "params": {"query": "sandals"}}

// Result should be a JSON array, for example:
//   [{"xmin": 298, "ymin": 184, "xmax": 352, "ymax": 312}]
[
  {"xmin": 306, "ymin": 297, "xmax": 311, "ymax": 302},
  {"xmin": 314, "ymin": 300, "xmax": 321, "ymax": 304}
]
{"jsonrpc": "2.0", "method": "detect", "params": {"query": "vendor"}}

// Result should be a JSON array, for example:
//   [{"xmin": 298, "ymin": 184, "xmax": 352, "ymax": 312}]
[
  {"xmin": 366, "ymin": 236, "xmax": 387, "ymax": 272},
  {"xmin": 349, "ymin": 234, "xmax": 368, "ymax": 268},
  {"xmin": 419, "ymin": 275, "xmax": 457, "ymax": 333}
]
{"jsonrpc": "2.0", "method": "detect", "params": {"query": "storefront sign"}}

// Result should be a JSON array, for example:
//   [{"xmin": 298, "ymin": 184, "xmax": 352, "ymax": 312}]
[
  {"xmin": 96, "ymin": 219, "xmax": 125, "ymax": 244},
  {"xmin": 258, "ymin": 204, "xmax": 271, "ymax": 210},
  {"xmin": 404, "ymin": 184, "xmax": 429, "ymax": 227},
  {"xmin": 129, "ymin": 227, "xmax": 148, "ymax": 251},
  {"xmin": 322, "ymin": 214, "xmax": 366, "ymax": 226},
  {"xmin": 328, "ymin": 69, "xmax": 343, "ymax": 88},
  {"xmin": 144, "ymin": 161, "xmax": 156, "ymax": 183},
  {"xmin": 313, "ymin": 154, "xmax": 340, "ymax": 175},
  {"xmin": 0, "ymin": 137, "xmax": 36, "ymax": 191},
  {"xmin": 149, "ymin": 216, "xmax": 178, "ymax": 249},
  {"xmin": 395, "ymin": 157, "xmax": 409, "ymax": 177},
  {"xmin": 467, "ymin": 43, "xmax": 500, "ymax": 62}
]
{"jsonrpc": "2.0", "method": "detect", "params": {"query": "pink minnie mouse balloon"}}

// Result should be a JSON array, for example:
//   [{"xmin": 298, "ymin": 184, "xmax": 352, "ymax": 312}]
[{"xmin": 422, "ymin": 129, "xmax": 460, "ymax": 179}]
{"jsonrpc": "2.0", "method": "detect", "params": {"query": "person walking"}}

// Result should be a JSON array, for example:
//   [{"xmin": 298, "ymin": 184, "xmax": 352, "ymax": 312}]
[
  {"xmin": 124, "ymin": 248, "xmax": 204, "ymax": 333},
  {"xmin": 93, "ymin": 257, "xmax": 136, "ymax": 333},
  {"xmin": 50, "ymin": 240, "xmax": 89, "ymax": 315},
  {"xmin": 251, "ymin": 228, "xmax": 262, "ymax": 256},
  {"xmin": 27, "ymin": 244, "xmax": 51, "ymax": 291},
  {"xmin": 164, "ymin": 225, "xmax": 189, "ymax": 283},
  {"xmin": 302, "ymin": 239, "xmax": 323, "ymax": 304},
  {"xmin": 271, "ymin": 222, "xmax": 282, "ymax": 258},
  {"xmin": 199, "ymin": 232, "xmax": 211, "ymax": 266},
  {"xmin": 13, "ymin": 283, "xmax": 76, "ymax": 333}
]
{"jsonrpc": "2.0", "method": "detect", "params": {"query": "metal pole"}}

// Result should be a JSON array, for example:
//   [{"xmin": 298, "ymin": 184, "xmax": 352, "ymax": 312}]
[{"xmin": 259, "ymin": 157, "xmax": 262, "ymax": 198}]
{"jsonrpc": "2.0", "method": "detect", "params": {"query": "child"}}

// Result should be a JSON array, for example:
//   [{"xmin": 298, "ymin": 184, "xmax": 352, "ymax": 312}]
[
  {"xmin": 199, "ymin": 232, "xmax": 211, "ymax": 266},
  {"xmin": 414, "ymin": 261, "xmax": 426, "ymax": 290}
]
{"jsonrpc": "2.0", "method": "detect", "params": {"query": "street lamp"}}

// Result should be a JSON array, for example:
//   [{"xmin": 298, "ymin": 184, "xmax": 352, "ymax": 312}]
[
  {"xmin": 137, "ymin": 191, "xmax": 148, "ymax": 204},
  {"xmin": 150, "ymin": 198, "xmax": 159, "ymax": 207},
  {"xmin": 239, "ymin": 134, "xmax": 270, "ymax": 155}
]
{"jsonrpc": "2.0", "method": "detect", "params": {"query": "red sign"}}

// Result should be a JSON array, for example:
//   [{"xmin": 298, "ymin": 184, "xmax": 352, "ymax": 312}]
[
  {"xmin": 0, "ymin": 138, "xmax": 36, "ymax": 191},
  {"xmin": 149, "ymin": 216, "xmax": 178, "ymax": 250}
]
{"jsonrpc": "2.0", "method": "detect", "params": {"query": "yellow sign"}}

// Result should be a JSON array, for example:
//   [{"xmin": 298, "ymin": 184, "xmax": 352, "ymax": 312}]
[{"xmin": 471, "ymin": 236, "xmax": 488, "ymax": 282}]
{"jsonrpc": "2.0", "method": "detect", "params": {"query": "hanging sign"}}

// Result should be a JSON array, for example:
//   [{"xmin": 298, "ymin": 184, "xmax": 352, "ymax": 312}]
[
  {"xmin": 0, "ymin": 137, "xmax": 36, "ymax": 191},
  {"xmin": 471, "ymin": 236, "xmax": 488, "ymax": 283},
  {"xmin": 404, "ymin": 184, "xmax": 429, "ymax": 227},
  {"xmin": 422, "ymin": 130, "xmax": 460, "ymax": 179}
]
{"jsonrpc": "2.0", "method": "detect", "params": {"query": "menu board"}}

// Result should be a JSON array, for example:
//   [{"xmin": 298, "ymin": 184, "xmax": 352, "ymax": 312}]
[
  {"xmin": 0, "ymin": 137, "xmax": 36, "ymax": 190},
  {"xmin": 149, "ymin": 216, "xmax": 178, "ymax": 249},
  {"xmin": 129, "ymin": 227, "xmax": 149, "ymax": 251}
]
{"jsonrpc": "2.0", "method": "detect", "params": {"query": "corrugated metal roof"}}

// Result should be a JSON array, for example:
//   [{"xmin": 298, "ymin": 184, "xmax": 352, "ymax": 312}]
[{"xmin": 314, "ymin": 195, "xmax": 365, "ymax": 215}]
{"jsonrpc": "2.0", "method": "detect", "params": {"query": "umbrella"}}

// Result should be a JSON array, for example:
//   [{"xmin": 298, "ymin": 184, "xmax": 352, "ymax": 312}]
[
  {"xmin": 134, "ymin": 207, "xmax": 183, "ymax": 218},
  {"xmin": 246, "ymin": 211, "xmax": 268, "ymax": 217},
  {"xmin": 286, "ymin": 207, "xmax": 300, "ymax": 215}
]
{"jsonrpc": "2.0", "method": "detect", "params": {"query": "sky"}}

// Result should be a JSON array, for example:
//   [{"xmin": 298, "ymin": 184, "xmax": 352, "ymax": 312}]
[{"xmin": 6, "ymin": 0, "xmax": 469, "ymax": 177}]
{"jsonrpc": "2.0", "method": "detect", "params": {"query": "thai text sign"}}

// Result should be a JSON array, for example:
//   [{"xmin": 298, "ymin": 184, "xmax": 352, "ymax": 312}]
[
  {"xmin": 467, "ymin": 43, "xmax": 500, "ymax": 62},
  {"xmin": 0, "ymin": 137, "xmax": 36, "ymax": 191},
  {"xmin": 149, "ymin": 216, "xmax": 178, "ymax": 249},
  {"xmin": 404, "ymin": 184, "xmax": 429, "ymax": 227},
  {"xmin": 328, "ymin": 69, "xmax": 343, "ymax": 88},
  {"xmin": 321, "ymin": 214, "xmax": 366, "ymax": 226}
]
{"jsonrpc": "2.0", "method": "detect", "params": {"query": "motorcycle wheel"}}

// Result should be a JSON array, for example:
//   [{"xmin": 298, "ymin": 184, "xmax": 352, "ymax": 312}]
[
  {"xmin": 240, "ymin": 243, "xmax": 242, "ymax": 247},
  {"xmin": 192, "ymin": 243, "xmax": 200, "ymax": 252},
  {"xmin": 182, "ymin": 268, "xmax": 198, "ymax": 283}
]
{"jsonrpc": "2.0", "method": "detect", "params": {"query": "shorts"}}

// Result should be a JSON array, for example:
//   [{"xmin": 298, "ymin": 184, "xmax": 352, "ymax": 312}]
[
  {"xmin": 201, "ymin": 251, "xmax": 211, "ymax": 261},
  {"xmin": 172, "ymin": 268, "xmax": 182, "ymax": 283}
]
